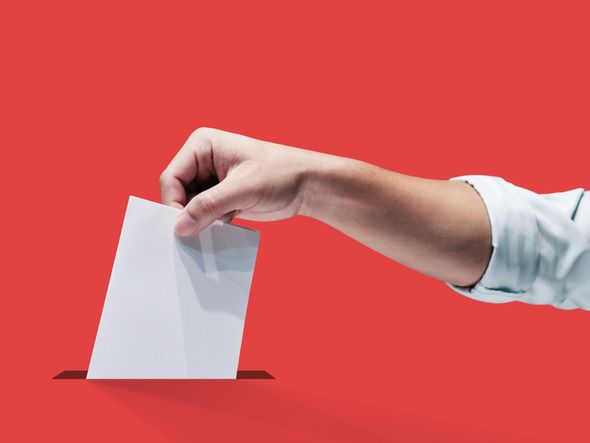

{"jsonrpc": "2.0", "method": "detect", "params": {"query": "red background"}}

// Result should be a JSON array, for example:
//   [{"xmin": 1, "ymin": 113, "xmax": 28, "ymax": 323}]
[{"xmin": 2, "ymin": 1, "xmax": 589, "ymax": 441}]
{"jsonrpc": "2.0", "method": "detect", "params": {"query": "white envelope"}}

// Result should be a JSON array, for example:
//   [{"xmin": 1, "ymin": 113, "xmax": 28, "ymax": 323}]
[{"xmin": 87, "ymin": 196, "xmax": 260, "ymax": 379}]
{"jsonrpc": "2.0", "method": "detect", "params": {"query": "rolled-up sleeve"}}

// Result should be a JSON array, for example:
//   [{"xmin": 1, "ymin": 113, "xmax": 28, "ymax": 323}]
[{"xmin": 446, "ymin": 175, "xmax": 590, "ymax": 310}]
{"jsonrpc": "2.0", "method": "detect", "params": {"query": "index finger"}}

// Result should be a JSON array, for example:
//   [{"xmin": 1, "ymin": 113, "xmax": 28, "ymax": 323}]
[{"xmin": 159, "ymin": 131, "xmax": 206, "ymax": 208}]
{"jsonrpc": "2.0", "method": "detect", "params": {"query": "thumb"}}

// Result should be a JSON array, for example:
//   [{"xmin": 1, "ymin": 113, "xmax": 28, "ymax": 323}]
[{"xmin": 174, "ymin": 175, "xmax": 254, "ymax": 236}]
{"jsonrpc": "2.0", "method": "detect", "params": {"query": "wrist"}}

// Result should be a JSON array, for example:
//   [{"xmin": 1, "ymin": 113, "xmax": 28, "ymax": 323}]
[{"xmin": 299, "ymin": 152, "xmax": 366, "ymax": 220}]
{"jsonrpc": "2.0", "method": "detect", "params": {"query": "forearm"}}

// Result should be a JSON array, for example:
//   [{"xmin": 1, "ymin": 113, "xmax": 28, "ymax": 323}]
[{"xmin": 300, "ymin": 155, "xmax": 493, "ymax": 287}]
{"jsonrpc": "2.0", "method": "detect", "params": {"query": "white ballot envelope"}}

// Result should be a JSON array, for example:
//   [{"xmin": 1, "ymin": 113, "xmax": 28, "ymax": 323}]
[{"xmin": 87, "ymin": 196, "xmax": 259, "ymax": 379}]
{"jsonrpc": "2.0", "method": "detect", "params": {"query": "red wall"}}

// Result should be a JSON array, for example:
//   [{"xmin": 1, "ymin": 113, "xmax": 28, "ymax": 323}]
[{"xmin": 2, "ymin": 1, "xmax": 589, "ymax": 441}]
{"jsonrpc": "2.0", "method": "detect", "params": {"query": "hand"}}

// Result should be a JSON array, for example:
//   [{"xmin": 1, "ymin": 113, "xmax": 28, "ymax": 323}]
[{"xmin": 160, "ymin": 127, "xmax": 326, "ymax": 236}]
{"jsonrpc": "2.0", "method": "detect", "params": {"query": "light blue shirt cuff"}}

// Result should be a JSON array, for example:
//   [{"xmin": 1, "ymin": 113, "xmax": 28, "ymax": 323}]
[
  {"xmin": 445, "ymin": 175, "xmax": 541, "ymax": 304},
  {"xmin": 444, "ymin": 175, "xmax": 590, "ymax": 310}
]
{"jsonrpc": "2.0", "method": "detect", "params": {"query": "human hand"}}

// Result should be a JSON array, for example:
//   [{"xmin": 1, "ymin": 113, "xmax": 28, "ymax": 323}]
[{"xmin": 160, "ymin": 127, "xmax": 328, "ymax": 236}]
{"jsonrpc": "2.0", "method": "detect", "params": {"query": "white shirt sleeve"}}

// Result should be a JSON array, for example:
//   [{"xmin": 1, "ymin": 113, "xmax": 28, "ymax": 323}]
[{"xmin": 446, "ymin": 175, "xmax": 590, "ymax": 310}]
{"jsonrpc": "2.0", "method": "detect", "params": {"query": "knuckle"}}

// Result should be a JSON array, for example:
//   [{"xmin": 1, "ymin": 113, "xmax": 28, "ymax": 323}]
[{"xmin": 190, "ymin": 126, "xmax": 212, "ymax": 140}]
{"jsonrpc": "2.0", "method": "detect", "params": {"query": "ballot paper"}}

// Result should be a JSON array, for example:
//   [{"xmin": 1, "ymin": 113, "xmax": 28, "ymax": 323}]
[{"xmin": 87, "ymin": 196, "xmax": 259, "ymax": 379}]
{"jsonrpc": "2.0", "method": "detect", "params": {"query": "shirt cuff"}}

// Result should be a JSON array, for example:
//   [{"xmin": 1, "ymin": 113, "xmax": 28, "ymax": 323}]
[{"xmin": 445, "ymin": 175, "xmax": 541, "ymax": 304}]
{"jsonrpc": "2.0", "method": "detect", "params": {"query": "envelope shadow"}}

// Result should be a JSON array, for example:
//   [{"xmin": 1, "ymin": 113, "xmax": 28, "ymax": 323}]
[{"xmin": 52, "ymin": 370, "xmax": 274, "ymax": 380}]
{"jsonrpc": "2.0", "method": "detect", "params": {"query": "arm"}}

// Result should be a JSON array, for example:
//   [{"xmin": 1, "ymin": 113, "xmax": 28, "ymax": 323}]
[
  {"xmin": 160, "ymin": 127, "xmax": 492, "ymax": 287},
  {"xmin": 300, "ymin": 156, "xmax": 492, "ymax": 287}
]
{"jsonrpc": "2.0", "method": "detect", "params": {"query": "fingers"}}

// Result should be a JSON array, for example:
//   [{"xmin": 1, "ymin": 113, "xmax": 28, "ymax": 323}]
[
  {"xmin": 159, "ymin": 174, "xmax": 186, "ymax": 209},
  {"xmin": 160, "ymin": 128, "xmax": 215, "ymax": 208},
  {"xmin": 174, "ymin": 174, "xmax": 257, "ymax": 236}
]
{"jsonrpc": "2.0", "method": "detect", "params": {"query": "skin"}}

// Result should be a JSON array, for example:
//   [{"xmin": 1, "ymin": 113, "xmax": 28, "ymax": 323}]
[{"xmin": 160, "ymin": 127, "xmax": 493, "ymax": 288}]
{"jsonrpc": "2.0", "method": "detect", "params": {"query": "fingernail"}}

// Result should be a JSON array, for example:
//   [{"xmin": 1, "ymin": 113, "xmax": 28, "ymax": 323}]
[{"xmin": 175, "ymin": 211, "xmax": 199, "ymax": 236}]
